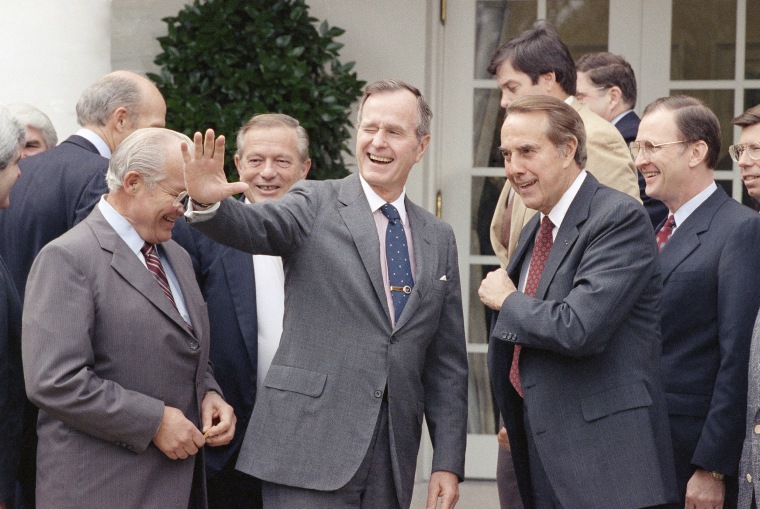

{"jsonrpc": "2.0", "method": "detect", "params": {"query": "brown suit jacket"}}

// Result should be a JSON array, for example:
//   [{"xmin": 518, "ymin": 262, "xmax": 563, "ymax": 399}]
[
  {"xmin": 22, "ymin": 205, "xmax": 220, "ymax": 509},
  {"xmin": 489, "ymin": 99, "xmax": 640, "ymax": 265}
]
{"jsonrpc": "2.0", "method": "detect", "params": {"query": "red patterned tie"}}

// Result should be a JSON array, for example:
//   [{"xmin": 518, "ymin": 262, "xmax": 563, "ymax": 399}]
[
  {"xmin": 141, "ymin": 242, "xmax": 176, "ymax": 307},
  {"xmin": 656, "ymin": 215, "xmax": 676, "ymax": 252},
  {"xmin": 509, "ymin": 216, "xmax": 554, "ymax": 396}
]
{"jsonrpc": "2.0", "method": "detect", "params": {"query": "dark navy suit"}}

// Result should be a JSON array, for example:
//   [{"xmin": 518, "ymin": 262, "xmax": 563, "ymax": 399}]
[
  {"xmin": 615, "ymin": 110, "xmax": 668, "ymax": 227},
  {"xmin": 658, "ymin": 186, "xmax": 760, "ymax": 507},
  {"xmin": 172, "ymin": 218, "xmax": 261, "ymax": 508}
]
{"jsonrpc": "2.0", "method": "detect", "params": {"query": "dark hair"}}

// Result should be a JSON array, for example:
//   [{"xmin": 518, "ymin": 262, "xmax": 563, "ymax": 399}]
[
  {"xmin": 357, "ymin": 79, "xmax": 432, "ymax": 140},
  {"xmin": 505, "ymin": 95, "xmax": 587, "ymax": 169},
  {"xmin": 643, "ymin": 96, "xmax": 721, "ymax": 169},
  {"xmin": 576, "ymin": 52, "xmax": 637, "ymax": 107},
  {"xmin": 487, "ymin": 20, "xmax": 576, "ymax": 96},
  {"xmin": 731, "ymin": 104, "xmax": 760, "ymax": 128}
]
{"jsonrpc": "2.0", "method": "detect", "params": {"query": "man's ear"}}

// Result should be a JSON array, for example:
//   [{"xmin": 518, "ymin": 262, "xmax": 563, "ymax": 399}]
[
  {"xmin": 607, "ymin": 86, "xmax": 623, "ymax": 108},
  {"xmin": 112, "ymin": 107, "xmax": 130, "ymax": 133},
  {"xmin": 123, "ymin": 171, "xmax": 142, "ymax": 194},
  {"xmin": 688, "ymin": 140, "xmax": 710, "ymax": 168}
]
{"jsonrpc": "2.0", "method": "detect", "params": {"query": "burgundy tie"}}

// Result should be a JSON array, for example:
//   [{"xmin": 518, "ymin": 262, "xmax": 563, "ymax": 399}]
[
  {"xmin": 509, "ymin": 216, "xmax": 554, "ymax": 397},
  {"xmin": 141, "ymin": 243, "xmax": 194, "ymax": 333},
  {"xmin": 656, "ymin": 215, "xmax": 676, "ymax": 251}
]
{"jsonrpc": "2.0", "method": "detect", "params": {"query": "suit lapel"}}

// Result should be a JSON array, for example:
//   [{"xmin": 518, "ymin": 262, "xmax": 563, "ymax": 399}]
[
  {"xmin": 394, "ymin": 200, "xmax": 434, "ymax": 330},
  {"xmin": 163, "ymin": 241, "xmax": 203, "ymax": 337},
  {"xmin": 337, "ymin": 175, "xmax": 391, "ymax": 320},
  {"xmin": 222, "ymin": 248, "xmax": 258, "ymax": 371},
  {"xmin": 659, "ymin": 186, "xmax": 728, "ymax": 282}
]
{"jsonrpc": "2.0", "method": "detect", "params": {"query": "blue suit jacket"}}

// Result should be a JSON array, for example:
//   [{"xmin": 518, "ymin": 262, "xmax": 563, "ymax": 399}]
[
  {"xmin": 489, "ymin": 174, "xmax": 677, "ymax": 508},
  {"xmin": 0, "ymin": 256, "xmax": 22, "ymax": 502},
  {"xmin": 0, "ymin": 135, "xmax": 107, "ymax": 299},
  {"xmin": 172, "ymin": 218, "xmax": 258, "ymax": 477},
  {"xmin": 615, "ymin": 111, "xmax": 668, "ymax": 227},
  {"xmin": 658, "ymin": 186, "xmax": 760, "ymax": 504}
]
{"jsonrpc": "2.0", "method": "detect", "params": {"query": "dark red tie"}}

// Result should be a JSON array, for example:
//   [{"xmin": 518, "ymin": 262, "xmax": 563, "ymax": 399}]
[
  {"xmin": 141, "ymin": 242, "xmax": 176, "ymax": 306},
  {"xmin": 509, "ymin": 216, "xmax": 554, "ymax": 396},
  {"xmin": 656, "ymin": 215, "xmax": 676, "ymax": 251}
]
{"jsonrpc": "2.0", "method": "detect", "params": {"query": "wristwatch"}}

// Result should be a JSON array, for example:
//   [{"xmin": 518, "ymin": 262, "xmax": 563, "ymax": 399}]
[
  {"xmin": 190, "ymin": 197, "xmax": 214, "ymax": 209},
  {"xmin": 707, "ymin": 470, "xmax": 725, "ymax": 481}
]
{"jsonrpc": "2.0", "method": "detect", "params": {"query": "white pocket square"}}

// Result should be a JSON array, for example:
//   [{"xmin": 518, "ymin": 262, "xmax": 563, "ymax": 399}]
[{"xmin": 439, "ymin": 275, "xmax": 447, "ymax": 281}]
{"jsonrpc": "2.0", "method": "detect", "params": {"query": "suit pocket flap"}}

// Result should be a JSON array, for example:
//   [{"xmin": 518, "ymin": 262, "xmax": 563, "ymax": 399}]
[
  {"xmin": 581, "ymin": 382, "xmax": 652, "ymax": 422},
  {"xmin": 264, "ymin": 365, "xmax": 327, "ymax": 397}
]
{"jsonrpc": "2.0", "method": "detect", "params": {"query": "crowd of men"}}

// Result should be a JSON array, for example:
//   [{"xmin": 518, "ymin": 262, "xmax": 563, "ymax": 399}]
[{"xmin": 1, "ymin": 18, "xmax": 760, "ymax": 509}]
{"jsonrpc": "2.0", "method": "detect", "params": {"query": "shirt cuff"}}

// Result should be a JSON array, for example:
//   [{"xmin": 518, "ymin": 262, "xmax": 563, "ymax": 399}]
[{"xmin": 184, "ymin": 200, "xmax": 221, "ymax": 223}]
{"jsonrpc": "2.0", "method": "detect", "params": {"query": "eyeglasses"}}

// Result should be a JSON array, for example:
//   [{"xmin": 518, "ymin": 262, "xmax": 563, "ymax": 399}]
[
  {"xmin": 728, "ymin": 143, "xmax": 760, "ymax": 163},
  {"xmin": 575, "ymin": 86, "xmax": 607, "ymax": 101},
  {"xmin": 629, "ymin": 140, "xmax": 688, "ymax": 160},
  {"xmin": 155, "ymin": 180, "xmax": 189, "ymax": 208}
]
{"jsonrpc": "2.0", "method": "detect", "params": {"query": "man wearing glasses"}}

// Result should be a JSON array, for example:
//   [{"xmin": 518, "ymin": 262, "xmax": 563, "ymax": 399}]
[
  {"xmin": 731, "ymin": 104, "xmax": 760, "ymax": 509},
  {"xmin": 22, "ymin": 128, "xmax": 235, "ymax": 509},
  {"xmin": 633, "ymin": 96, "xmax": 760, "ymax": 509}
]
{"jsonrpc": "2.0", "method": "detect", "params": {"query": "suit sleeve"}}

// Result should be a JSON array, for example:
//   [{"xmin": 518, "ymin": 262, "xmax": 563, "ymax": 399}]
[
  {"xmin": 422, "ymin": 226, "xmax": 468, "ymax": 479},
  {"xmin": 493, "ymin": 196, "xmax": 656, "ymax": 358},
  {"xmin": 73, "ymin": 165, "xmax": 108, "ymax": 226},
  {"xmin": 22, "ymin": 243, "xmax": 165, "ymax": 453},
  {"xmin": 692, "ymin": 214, "xmax": 760, "ymax": 476}
]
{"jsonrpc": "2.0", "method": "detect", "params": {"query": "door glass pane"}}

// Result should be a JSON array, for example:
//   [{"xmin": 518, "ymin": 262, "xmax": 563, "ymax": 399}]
[
  {"xmin": 474, "ymin": 0, "xmax": 538, "ymax": 80},
  {"xmin": 671, "ymin": 0, "xmax": 736, "ymax": 80},
  {"xmin": 746, "ymin": 1, "xmax": 760, "ymax": 79},
  {"xmin": 670, "ymin": 89, "xmax": 734, "ymax": 172},
  {"xmin": 746, "ymin": 89, "xmax": 760, "ymax": 110},
  {"xmin": 473, "ymin": 89, "xmax": 506, "ymax": 167},
  {"xmin": 468, "ymin": 352, "xmax": 498, "ymax": 434},
  {"xmin": 548, "ymin": 0, "xmax": 609, "ymax": 61},
  {"xmin": 471, "ymin": 176, "xmax": 506, "ymax": 256}
]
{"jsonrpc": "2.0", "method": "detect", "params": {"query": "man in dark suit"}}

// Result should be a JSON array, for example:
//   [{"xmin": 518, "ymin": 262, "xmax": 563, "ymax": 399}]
[
  {"xmin": 480, "ymin": 95, "xmax": 677, "ymax": 509},
  {"xmin": 172, "ymin": 113, "xmax": 311, "ymax": 508},
  {"xmin": 22, "ymin": 128, "xmax": 234, "ymax": 509},
  {"xmin": 634, "ymin": 96, "xmax": 760, "ymax": 508},
  {"xmin": 576, "ymin": 51, "xmax": 667, "ymax": 226},
  {"xmin": 0, "ymin": 107, "xmax": 25, "ymax": 509},
  {"xmin": 181, "ymin": 80, "xmax": 468, "ymax": 509},
  {"xmin": 0, "ymin": 71, "xmax": 166, "ymax": 509}
]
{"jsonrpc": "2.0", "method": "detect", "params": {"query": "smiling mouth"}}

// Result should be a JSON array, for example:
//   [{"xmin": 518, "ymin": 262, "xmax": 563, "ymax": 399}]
[
  {"xmin": 642, "ymin": 170, "xmax": 660, "ymax": 179},
  {"xmin": 368, "ymin": 154, "xmax": 393, "ymax": 164},
  {"xmin": 513, "ymin": 179, "xmax": 536, "ymax": 190},
  {"xmin": 257, "ymin": 185, "xmax": 280, "ymax": 191}
]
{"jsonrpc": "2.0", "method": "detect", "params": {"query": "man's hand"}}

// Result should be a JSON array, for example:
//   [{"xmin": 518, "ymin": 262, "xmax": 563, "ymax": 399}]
[
  {"xmin": 152, "ymin": 406, "xmax": 205, "ymax": 460},
  {"xmin": 181, "ymin": 128, "xmax": 248, "ymax": 204},
  {"xmin": 201, "ymin": 390, "xmax": 236, "ymax": 447},
  {"xmin": 426, "ymin": 470, "xmax": 459, "ymax": 509},
  {"xmin": 684, "ymin": 469, "xmax": 725, "ymax": 509},
  {"xmin": 497, "ymin": 426, "xmax": 511, "ymax": 451},
  {"xmin": 478, "ymin": 269, "xmax": 516, "ymax": 311}
]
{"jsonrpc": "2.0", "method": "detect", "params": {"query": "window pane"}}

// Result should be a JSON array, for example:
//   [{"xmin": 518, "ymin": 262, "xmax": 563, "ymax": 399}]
[
  {"xmin": 746, "ymin": 89, "xmax": 760, "ymax": 111},
  {"xmin": 471, "ymin": 176, "xmax": 506, "ymax": 256},
  {"xmin": 473, "ymin": 89, "xmax": 507, "ymax": 168},
  {"xmin": 671, "ymin": 0, "xmax": 736, "ymax": 80},
  {"xmin": 548, "ymin": 0, "xmax": 609, "ymax": 61},
  {"xmin": 670, "ymin": 89, "xmax": 734, "ymax": 172},
  {"xmin": 474, "ymin": 0, "xmax": 538, "ymax": 80},
  {"xmin": 468, "ymin": 352, "xmax": 498, "ymax": 434},
  {"xmin": 747, "ymin": 0, "xmax": 760, "ymax": 79}
]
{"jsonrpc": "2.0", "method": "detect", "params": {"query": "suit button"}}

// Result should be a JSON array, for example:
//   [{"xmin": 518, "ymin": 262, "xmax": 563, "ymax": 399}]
[
  {"xmin": 747, "ymin": 473, "xmax": 753, "ymax": 483},
  {"xmin": 189, "ymin": 341, "xmax": 199, "ymax": 350},
  {"xmin": 390, "ymin": 337, "xmax": 398, "ymax": 344},
  {"xmin": 501, "ymin": 333, "xmax": 507, "ymax": 339},
  {"xmin": 374, "ymin": 390, "xmax": 383, "ymax": 398},
  {"xmin": 754, "ymin": 424, "xmax": 760, "ymax": 435}
]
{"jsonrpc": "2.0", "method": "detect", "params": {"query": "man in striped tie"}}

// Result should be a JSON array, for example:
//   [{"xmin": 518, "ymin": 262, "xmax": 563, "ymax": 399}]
[{"xmin": 22, "ymin": 127, "xmax": 235, "ymax": 509}]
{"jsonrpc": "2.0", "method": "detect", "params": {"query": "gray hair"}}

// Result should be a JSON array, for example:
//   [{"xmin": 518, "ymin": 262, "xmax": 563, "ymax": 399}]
[
  {"xmin": 0, "ymin": 105, "xmax": 26, "ymax": 170},
  {"xmin": 106, "ymin": 128, "xmax": 193, "ymax": 191},
  {"xmin": 76, "ymin": 71, "xmax": 146, "ymax": 127},
  {"xmin": 8, "ymin": 103, "xmax": 58, "ymax": 149},
  {"xmin": 357, "ymin": 79, "xmax": 433, "ymax": 140},
  {"xmin": 236, "ymin": 113, "xmax": 310, "ymax": 161}
]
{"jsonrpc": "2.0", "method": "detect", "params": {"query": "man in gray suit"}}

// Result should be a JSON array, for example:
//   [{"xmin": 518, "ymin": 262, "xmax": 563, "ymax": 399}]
[
  {"xmin": 22, "ymin": 128, "xmax": 235, "ymax": 509},
  {"xmin": 181, "ymin": 79, "xmax": 468, "ymax": 509},
  {"xmin": 480, "ymin": 95, "xmax": 677, "ymax": 508}
]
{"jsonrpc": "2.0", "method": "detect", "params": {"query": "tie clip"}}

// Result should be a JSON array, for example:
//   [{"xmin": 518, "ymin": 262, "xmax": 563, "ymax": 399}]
[{"xmin": 390, "ymin": 285, "xmax": 412, "ymax": 295}]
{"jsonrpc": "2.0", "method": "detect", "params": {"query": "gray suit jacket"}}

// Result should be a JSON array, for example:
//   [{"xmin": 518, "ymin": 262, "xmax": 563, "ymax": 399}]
[
  {"xmin": 489, "ymin": 174, "xmax": 677, "ymax": 508},
  {"xmin": 22, "ymin": 206, "xmax": 220, "ymax": 509},
  {"xmin": 191, "ymin": 173, "xmax": 468, "ymax": 508},
  {"xmin": 739, "ymin": 310, "xmax": 760, "ymax": 507}
]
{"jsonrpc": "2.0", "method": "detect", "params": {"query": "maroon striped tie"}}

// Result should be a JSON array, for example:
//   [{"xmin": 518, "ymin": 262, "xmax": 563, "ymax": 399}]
[{"xmin": 141, "ymin": 242, "xmax": 177, "ymax": 307}]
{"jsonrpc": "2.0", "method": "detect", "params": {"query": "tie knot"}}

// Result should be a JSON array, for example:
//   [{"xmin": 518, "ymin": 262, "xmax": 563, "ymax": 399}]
[
  {"xmin": 140, "ymin": 242, "xmax": 156, "ymax": 257},
  {"xmin": 540, "ymin": 216, "xmax": 554, "ymax": 231},
  {"xmin": 666, "ymin": 215, "xmax": 676, "ymax": 229},
  {"xmin": 380, "ymin": 203, "xmax": 401, "ymax": 222}
]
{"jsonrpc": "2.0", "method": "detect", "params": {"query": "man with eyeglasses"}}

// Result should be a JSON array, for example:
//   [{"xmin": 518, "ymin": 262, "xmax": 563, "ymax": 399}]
[
  {"xmin": 22, "ymin": 128, "xmax": 235, "ymax": 509},
  {"xmin": 576, "ymin": 52, "xmax": 668, "ymax": 227},
  {"xmin": 634, "ymin": 96, "xmax": 760, "ymax": 509},
  {"xmin": 731, "ymin": 104, "xmax": 760, "ymax": 509}
]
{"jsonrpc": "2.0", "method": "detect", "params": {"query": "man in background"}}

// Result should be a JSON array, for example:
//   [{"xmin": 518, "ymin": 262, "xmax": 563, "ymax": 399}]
[
  {"xmin": 636, "ymin": 96, "xmax": 760, "ymax": 508},
  {"xmin": 7, "ymin": 104, "xmax": 57, "ymax": 158},
  {"xmin": 172, "ymin": 113, "xmax": 311, "ymax": 508},
  {"xmin": 730, "ymin": 104, "xmax": 760, "ymax": 203},
  {"xmin": 576, "ymin": 51, "xmax": 667, "ymax": 226}
]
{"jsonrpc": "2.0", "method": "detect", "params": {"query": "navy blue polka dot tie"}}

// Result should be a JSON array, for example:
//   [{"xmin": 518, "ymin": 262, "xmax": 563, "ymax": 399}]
[{"xmin": 380, "ymin": 203, "xmax": 414, "ymax": 323}]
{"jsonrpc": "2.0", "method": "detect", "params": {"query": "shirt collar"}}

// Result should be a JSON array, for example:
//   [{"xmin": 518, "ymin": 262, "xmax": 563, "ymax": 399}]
[
  {"xmin": 673, "ymin": 182, "xmax": 717, "ymax": 228},
  {"xmin": 611, "ymin": 109, "xmax": 633, "ymax": 126},
  {"xmin": 98, "ymin": 196, "xmax": 148, "ymax": 256},
  {"xmin": 542, "ymin": 170, "xmax": 588, "ymax": 233},
  {"xmin": 76, "ymin": 128, "xmax": 112, "ymax": 159},
  {"xmin": 358, "ymin": 174, "xmax": 408, "ymax": 225}
]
